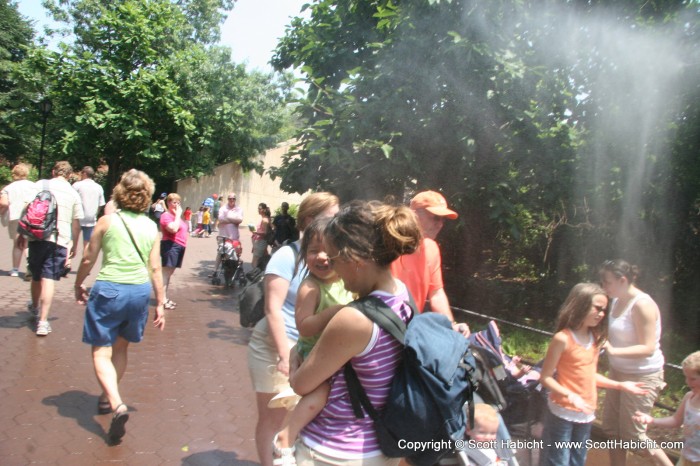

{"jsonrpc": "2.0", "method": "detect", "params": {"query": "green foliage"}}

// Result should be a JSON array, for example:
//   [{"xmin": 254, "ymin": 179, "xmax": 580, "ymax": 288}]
[
  {"xmin": 273, "ymin": 0, "xmax": 700, "ymax": 341},
  {"xmin": 0, "ymin": 0, "xmax": 39, "ymax": 161},
  {"xmin": 20, "ymin": 0, "xmax": 290, "ymax": 190}
]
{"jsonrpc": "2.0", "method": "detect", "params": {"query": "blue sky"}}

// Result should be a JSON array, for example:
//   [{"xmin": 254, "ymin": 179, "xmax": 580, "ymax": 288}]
[{"xmin": 16, "ymin": 0, "xmax": 308, "ymax": 72}]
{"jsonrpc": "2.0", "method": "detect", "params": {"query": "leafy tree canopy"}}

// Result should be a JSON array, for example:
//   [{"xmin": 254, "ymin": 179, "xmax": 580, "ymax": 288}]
[
  {"xmin": 18, "ymin": 0, "xmax": 290, "ymax": 189},
  {"xmin": 272, "ymin": 0, "xmax": 700, "ymax": 340},
  {"xmin": 0, "ymin": 0, "xmax": 36, "ymax": 160}
]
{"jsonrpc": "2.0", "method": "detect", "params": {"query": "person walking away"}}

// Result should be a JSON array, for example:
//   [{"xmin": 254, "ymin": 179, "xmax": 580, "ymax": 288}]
[
  {"xmin": 634, "ymin": 350, "xmax": 700, "ymax": 466},
  {"xmin": 72, "ymin": 166, "xmax": 106, "ymax": 256},
  {"xmin": 0, "ymin": 163, "xmax": 38, "ymax": 277},
  {"xmin": 599, "ymin": 259, "xmax": 672, "ymax": 466},
  {"xmin": 539, "ymin": 282, "xmax": 647, "ymax": 466},
  {"xmin": 272, "ymin": 217, "xmax": 354, "ymax": 464},
  {"xmin": 272, "ymin": 202, "xmax": 297, "ymax": 251},
  {"xmin": 74, "ymin": 169, "xmax": 165, "ymax": 444},
  {"xmin": 247, "ymin": 192, "xmax": 339, "ymax": 466},
  {"xmin": 390, "ymin": 190, "xmax": 469, "ymax": 335},
  {"xmin": 26, "ymin": 161, "xmax": 84, "ymax": 336},
  {"xmin": 160, "ymin": 193, "xmax": 188, "ymax": 310},
  {"xmin": 288, "ymin": 200, "xmax": 421, "ymax": 465},
  {"xmin": 251, "ymin": 203, "xmax": 272, "ymax": 269}
]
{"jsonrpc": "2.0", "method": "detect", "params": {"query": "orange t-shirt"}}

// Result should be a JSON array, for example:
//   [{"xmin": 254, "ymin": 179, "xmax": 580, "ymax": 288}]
[
  {"xmin": 550, "ymin": 329, "xmax": 599, "ymax": 412},
  {"xmin": 390, "ymin": 238, "xmax": 443, "ymax": 312}
]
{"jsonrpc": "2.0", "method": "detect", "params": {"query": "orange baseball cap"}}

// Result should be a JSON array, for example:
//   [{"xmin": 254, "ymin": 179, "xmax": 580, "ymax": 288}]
[{"xmin": 410, "ymin": 191, "xmax": 458, "ymax": 219}]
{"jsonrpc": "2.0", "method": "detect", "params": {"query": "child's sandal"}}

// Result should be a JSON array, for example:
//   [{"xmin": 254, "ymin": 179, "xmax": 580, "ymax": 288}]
[{"xmin": 272, "ymin": 433, "xmax": 296, "ymax": 466}]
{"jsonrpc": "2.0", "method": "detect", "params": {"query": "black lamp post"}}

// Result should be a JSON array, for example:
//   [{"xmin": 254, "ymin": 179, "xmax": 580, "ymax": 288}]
[{"xmin": 38, "ymin": 98, "xmax": 53, "ymax": 179}]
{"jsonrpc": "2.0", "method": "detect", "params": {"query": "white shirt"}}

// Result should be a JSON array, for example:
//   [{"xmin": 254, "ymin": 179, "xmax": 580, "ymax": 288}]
[
  {"xmin": 72, "ymin": 178, "xmax": 105, "ymax": 227},
  {"xmin": 218, "ymin": 203, "xmax": 243, "ymax": 239},
  {"xmin": 1, "ymin": 179, "xmax": 38, "ymax": 221},
  {"xmin": 35, "ymin": 178, "xmax": 84, "ymax": 248}
]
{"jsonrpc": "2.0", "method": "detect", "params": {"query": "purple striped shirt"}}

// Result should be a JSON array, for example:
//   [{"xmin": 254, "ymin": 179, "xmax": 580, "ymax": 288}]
[{"xmin": 300, "ymin": 287, "xmax": 412, "ymax": 459}]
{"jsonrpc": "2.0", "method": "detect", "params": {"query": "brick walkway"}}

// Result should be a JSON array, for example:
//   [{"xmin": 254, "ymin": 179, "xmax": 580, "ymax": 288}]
[{"xmin": 0, "ymin": 227, "xmax": 259, "ymax": 465}]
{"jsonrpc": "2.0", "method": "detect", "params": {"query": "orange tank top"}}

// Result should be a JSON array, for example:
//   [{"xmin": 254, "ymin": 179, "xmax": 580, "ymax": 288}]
[{"xmin": 550, "ymin": 329, "xmax": 599, "ymax": 412}]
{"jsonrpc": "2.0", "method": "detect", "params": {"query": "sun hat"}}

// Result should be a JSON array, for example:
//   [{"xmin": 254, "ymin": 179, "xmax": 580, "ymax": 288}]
[{"xmin": 410, "ymin": 191, "xmax": 458, "ymax": 219}]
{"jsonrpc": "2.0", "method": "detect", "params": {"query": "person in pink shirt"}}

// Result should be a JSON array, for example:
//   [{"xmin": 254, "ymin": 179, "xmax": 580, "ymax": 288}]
[{"xmin": 160, "ymin": 193, "xmax": 188, "ymax": 310}]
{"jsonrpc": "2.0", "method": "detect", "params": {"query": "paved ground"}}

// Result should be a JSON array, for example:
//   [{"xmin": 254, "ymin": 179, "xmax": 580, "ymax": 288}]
[{"xmin": 0, "ymin": 227, "xmax": 259, "ymax": 465}]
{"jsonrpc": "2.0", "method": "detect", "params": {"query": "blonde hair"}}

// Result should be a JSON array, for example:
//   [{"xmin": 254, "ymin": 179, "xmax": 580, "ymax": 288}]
[
  {"xmin": 111, "ymin": 169, "xmax": 155, "ymax": 213},
  {"xmin": 324, "ymin": 200, "xmax": 422, "ymax": 267},
  {"xmin": 297, "ymin": 192, "xmax": 340, "ymax": 231},
  {"xmin": 165, "ymin": 193, "xmax": 181, "ymax": 208},
  {"xmin": 474, "ymin": 403, "xmax": 499, "ymax": 429},
  {"xmin": 555, "ymin": 283, "xmax": 608, "ymax": 347},
  {"xmin": 682, "ymin": 351, "xmax": 700, "ymax": 374},
  {"xmin": 52, "ymin": 161, "xmax": 73, "ymax": 178},
  {"xmin": 11, "ymin": 163, "xmax": 30, "ymax": 180}
]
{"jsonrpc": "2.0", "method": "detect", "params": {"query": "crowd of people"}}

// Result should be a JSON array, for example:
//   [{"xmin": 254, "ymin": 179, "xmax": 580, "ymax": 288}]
[{"xmin": 1, "ymin": 162, "xmax": 697, "ymax": 464}]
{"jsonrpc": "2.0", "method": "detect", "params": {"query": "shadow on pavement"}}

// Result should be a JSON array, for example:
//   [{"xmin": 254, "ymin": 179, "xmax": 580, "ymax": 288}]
[
  {"xmin": 182, "ymin": 449, "xmax": 259, "ymax": 466},
  {"xmin": 42, "ymin": 390, "xmax": 112, "ymax": 441}
]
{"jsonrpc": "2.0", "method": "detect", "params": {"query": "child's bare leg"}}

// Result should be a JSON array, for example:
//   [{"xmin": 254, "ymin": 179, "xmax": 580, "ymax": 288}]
[{"xmin": 275, "ymin": 382, "xmax": 330, "ymax": 449}]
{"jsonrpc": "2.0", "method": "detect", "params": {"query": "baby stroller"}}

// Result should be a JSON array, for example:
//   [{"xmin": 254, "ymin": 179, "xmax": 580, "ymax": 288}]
[
  {"xmin": 469, "ymin": 320, "xmax": 546, "ymax": 439},
  {"xmin": 211, "ymin": 236, "xmax": 246, "ymax": 288}
]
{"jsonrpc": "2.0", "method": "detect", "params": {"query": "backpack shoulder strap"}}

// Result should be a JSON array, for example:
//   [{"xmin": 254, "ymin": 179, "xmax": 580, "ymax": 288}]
[
  {"xmin": 344, "ymin": 295, "xmax": 417, "ymax": 420},
  {"xmin": 348, "ymin": 295, "xmax": 416, "ymax": 344}
]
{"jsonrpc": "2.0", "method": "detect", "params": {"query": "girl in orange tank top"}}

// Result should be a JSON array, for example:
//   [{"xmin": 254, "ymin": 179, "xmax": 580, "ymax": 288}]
[{"xmin": 539, "ymin": 283, "xmax": 649, "ymax": 466}]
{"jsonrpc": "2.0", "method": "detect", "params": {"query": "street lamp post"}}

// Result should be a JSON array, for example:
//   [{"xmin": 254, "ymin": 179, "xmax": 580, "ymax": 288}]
[{"xmin": 38, "ymin": 98, "xmax": 52, "ymax": 179}]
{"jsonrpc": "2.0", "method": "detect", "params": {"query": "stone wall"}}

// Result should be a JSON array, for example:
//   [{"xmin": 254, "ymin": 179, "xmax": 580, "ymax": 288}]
[{"xmin": 174, "ymin": 140, "xmax": 307, "ymax": 227}]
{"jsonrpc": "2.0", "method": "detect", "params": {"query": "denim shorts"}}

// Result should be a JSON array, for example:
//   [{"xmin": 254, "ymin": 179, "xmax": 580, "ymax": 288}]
[
  {"xmin": 82, "ymin": 280, "xmax": 152, "ymax": 346},
  {"xmin": 28, "ymin": 241, "xmax": 68, "ymax": 281},
  {"xmin": 161, "ymin": 240, "xmax": 185, "ymax": 268},
  {"xmin": 81, "ymin": 226, "xmax": 95, "ymax": 243}
]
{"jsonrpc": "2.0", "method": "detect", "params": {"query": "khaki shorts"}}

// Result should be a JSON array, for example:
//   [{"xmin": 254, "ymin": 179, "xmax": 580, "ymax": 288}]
[
  {"xmin": 296, "ymin": 441, "xmax": 400, "ymax": 466},
  {"xmin": 252, "ymin": 239, "xmax": 268, "ymax": 260},
  {"xmin": 602, "ymin": 368, "xmax": 666, "ymax": 444},
  {"xmin": 247, "ymin": 318, "xmax": 296, "ymax": 393}
]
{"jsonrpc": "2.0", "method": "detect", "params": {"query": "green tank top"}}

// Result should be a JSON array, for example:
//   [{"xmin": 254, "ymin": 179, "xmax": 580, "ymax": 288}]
[
  {"xmin": 96, "ymin": 211, "xmax": 158, "ymax": 284},
  {"xmin": 297, "ymin": 277, "xmax": 354, "ymax": 358}
]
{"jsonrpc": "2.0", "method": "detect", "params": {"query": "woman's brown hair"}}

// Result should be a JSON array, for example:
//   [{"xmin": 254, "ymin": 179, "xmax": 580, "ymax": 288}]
[{"xmin": 111, "ymin": 169, "xmax": 155, "ymax": 213}]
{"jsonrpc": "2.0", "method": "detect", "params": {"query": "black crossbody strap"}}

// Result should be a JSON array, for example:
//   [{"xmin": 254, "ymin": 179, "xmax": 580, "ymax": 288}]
[{"xmin": 116, "ymin": 212, "xmax": 147, "ymax": 266}]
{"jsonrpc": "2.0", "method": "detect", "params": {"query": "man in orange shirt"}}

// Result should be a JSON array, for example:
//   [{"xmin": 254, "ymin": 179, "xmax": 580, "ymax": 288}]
[{"xmin": 391, "ymin": 190, "xmax": 469, "ymax": 335}]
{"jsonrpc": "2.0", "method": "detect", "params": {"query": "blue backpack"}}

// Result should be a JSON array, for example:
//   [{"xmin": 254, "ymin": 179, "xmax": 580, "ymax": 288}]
[{"xmin": 344, "ymin": 296, "xmax": 476, "ymax": 466}]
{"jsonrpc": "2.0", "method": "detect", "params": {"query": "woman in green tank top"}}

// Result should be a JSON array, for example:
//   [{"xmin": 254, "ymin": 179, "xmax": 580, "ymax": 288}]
[{"xmin": 74, "ymin": 169, "xmax": 166, "ymax": 445}]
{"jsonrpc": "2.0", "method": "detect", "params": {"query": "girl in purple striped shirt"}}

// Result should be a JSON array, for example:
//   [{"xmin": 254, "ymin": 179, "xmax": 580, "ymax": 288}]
[{"xmin": 287, "ymin": 200, "xmax": 422, "ymax": 466}]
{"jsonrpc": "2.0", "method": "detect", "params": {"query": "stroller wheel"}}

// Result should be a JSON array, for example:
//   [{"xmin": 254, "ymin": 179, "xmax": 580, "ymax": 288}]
[
  {"xmin": 212, "ymin": 277, "xmax": 221, "ymax": 285},
  {"xmin": 234, "ymin": 268, "xmax": 246, "ymax": 287}
]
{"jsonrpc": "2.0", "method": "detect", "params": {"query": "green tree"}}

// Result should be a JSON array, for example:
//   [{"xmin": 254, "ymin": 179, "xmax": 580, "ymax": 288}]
[
  {"xmin": 27, "ymin": 0, "xmax": 289, "ymax": 189},
  {"xmin": 0, "ymin": 0, "xmax": 37, "ymax": 161},
  {"xmin": 273, "ymin": 0, "xmax": 700, "ymax": 341}
]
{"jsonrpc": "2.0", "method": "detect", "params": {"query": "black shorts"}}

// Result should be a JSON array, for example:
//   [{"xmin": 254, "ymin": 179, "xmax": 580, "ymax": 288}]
[
  {"xmin": 28, "ymin": 241, "xmax": 68, "ymax": 281},
  {"xmin": 161, "ymin": 240, "xmax": 185, "ymax": 268}
]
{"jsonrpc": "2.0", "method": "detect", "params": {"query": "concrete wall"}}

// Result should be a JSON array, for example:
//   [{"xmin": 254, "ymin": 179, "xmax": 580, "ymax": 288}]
[{"xmin": 174, "ymin": 140, "xmax": 307, "ymax": 226}]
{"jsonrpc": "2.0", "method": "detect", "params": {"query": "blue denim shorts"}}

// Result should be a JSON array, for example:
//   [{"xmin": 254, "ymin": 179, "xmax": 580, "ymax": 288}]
[
  {"xmin": 81, "ymin": 226, "xmax": 95, "ymax": 243},
  {"xmin": 82, "ymin": 280, "xmax": 152, "ymax": 346}
]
